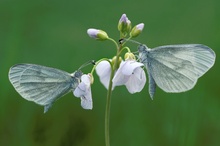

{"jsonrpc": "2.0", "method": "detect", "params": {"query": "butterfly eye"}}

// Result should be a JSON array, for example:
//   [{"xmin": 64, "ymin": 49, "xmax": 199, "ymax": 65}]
[{"xmin": 74, "ymin": 70, "xmax": 83, "ymax": 78}]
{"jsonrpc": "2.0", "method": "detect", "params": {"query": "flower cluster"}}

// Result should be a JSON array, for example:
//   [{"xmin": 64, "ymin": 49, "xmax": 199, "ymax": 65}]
[
  {"xmin": 84, "ymin": 14, "xmax": 146, "ymax": 106},
  {"xmin": 95, "ymin": 53, "xmax": 146, "ymax": 94},
  {"xmin": 83, "ymin": 15, "xmax": 147, "ymax": 146}
]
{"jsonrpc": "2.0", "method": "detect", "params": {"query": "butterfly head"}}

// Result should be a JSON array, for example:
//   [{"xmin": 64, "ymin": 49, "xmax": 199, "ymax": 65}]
[
  {"xmin": 72, "ymin": 70, "xmax": 83, "ymax": 79},
  {"xmin": 138, "ymin": 44, "xmax": 148, "ymax": 52}
]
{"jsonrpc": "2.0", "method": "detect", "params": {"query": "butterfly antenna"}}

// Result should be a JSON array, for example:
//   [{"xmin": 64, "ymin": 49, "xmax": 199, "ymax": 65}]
[
  {"xmin": 134, "ymin": 54, "xmax": 141, "ymax": 62},
  {"xmin": 78, "ymin": 60, "xmax": 96, "ymax": 70},
  {"xmin": 119, "ymin": 38, "xmax": 142, "ymax": 45}
]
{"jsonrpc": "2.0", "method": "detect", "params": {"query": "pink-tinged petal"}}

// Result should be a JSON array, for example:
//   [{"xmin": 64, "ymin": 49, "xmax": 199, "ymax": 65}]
[
  {"xmin": 119, "ymin": 14, "xmax": 128, "ymax": 23},
  {"xmin": 87, "ymin": 28, "xmax": 108, "ymax": 40},
  {"xmin": 87, "ymin": 28, "xmax": 99, "ymax": 39},
  {"xmin": 127, "ymin": 20, "xmax": 131, "ymax": 25},
  {"xmin": 125, "ymin": 67, "xmax": 146, "ymax": 93},
  {"xmin": 136, "ymin": 23, "xmax": 144, "ymax": 31},
  {"xmin": 118, "ymin": 14, "xmax": 131, "ymax": 36},
  {"xmin": 130, "ymin": 23, "xmax": 145, "ymax": 37}
]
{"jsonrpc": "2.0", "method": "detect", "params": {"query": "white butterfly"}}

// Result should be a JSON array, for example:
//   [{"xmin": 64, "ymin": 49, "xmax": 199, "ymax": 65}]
[
  {"xmin": 138, "ymin": 44, "xmax": 216, "ymax": 98},
  {"xmin": 8, "ymin": 64, "xmax": 82, "ymax": 113}
]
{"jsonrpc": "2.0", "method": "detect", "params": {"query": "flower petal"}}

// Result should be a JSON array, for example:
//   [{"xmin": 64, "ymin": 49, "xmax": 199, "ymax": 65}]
[
  {"xmin": 112, "ymin": 69, "xmax": 129, "ymax": 86},
  {"xmin": 136, "ymin": 23, "xmax": 144, "ymax": 31},
  {"xmin": 81, "ymin": 74, "xmax": 91, "ymax": 85},
  {"xmin": 73, "ymin": 82, "xmax": 87, "ymax": 97},
  {"xmin": 125, "ymin": 67, "xmax": 146, "ymax": 93},
  {"xmin": 96, "ymin": 60, "xmax": 112, "ymax": 89},
  {"xmin": 87, "ymin": 28, "xmax": 108, "ymax": 40},
  {"xmin": 73, "ymin": 74, "xmax": 93, "ymax": 109},
  {"xmin": 119, "ymin": 14, "xmax": 128, "ymax": 23},
  {"xmin": 87, "ymin": 28, "xmax": 99, "ymax": 39},
  {"xmin": 80, "ymin": 88, "xmax": 92, "ymax": 110},
  {"xmin": 112, "ymin": 61, "xmax": 126, "ymax": 85},
  {"xmin": 120, "ymin": 60, "xmax": 144, "ymax": 76},
  {"xmin": 130, "ymin": 23, "xmax": 145, "ymax": 37}
]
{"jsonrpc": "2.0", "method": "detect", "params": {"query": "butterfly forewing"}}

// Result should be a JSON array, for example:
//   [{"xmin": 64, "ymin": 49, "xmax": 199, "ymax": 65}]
[
  {"xmin": 9, "ymin": 64, "xmax": 80, "ymax": 111},
  {"xmin": 152, "ymin": 44, "xmax": 215, "ymax": 77},
  {"xmin": 139, "ymin": 44, "xmax": 215, "ymax": 93}
]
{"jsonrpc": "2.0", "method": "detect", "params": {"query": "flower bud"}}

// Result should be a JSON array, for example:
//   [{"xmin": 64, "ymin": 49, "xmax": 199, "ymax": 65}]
[
  {"xmin": 87, "ymin": 28, "xmax": 109, "ymax": 41},
  {"xmin": 112, "ymin": 56, "xmax": 122, "ymax": 69},
  {"xmin": 130, "ymin": 23, "xmax": 144, "ymax": 38},
  {"xmin": 118, "ymin": 14, "xmax": 131, "ymax": 37},
  {"xmin": 124, "ymin": 52, "xmax": 135, "ymax": 60}
]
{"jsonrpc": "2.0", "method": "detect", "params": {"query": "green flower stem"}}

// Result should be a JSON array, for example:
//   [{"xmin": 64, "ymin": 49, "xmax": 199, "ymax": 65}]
[
  {"xmin": 105, "ymin": 38, "xmax": 121, "ymax": 146},
  {"xmin": 119, "ymin": 47, "xmax": 131, "ymax": 55},
  {"xmin": 108, "ymin": 38, "xmax": 120, "ymax": 51}
]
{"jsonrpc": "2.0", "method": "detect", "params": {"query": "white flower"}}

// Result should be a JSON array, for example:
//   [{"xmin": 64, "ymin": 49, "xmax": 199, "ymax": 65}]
[
  {"xmin": 73, "ymin": 74, "xmax": 93, "ymax": 109},
  {"xmin": 95, "ymin": 60, "xmax": 115, "ymax": 90},
  {"xmin": 112, "ymin": 60, "xmax": 146, "ymax": 93}
]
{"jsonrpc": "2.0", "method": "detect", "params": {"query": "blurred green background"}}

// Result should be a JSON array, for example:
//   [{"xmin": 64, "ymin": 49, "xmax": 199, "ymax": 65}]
[{"xmin": 0, "ymin": 0, "xmax": 220, "ymax": 146}]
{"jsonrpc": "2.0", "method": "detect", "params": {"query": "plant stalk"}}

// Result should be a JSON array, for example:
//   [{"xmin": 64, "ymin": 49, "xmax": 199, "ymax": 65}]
[{"xmin": 105, "ymin": 40, "xmax": 121, "ymax": 146}]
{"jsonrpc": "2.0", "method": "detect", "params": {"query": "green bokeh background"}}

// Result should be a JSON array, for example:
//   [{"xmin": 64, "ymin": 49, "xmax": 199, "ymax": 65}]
[{"xmin": 1, "ymin": 0, "xmax": 220, "ymax": 146}]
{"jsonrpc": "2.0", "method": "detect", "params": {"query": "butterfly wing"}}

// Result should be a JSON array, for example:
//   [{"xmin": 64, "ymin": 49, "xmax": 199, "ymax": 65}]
[
  {"xmin": 139, "ymin": 44, "xmax": 215, "ymax": 93},
  {"xmin": 9, "ymin": 64, "xmax": 80, "ymax": 113}
]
